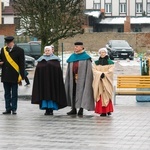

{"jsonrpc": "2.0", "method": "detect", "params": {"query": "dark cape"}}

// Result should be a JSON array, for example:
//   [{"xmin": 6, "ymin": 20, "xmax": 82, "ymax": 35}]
[{"xmin": 31, "ymin": 59, "xmax": 67, "ymax": 109}]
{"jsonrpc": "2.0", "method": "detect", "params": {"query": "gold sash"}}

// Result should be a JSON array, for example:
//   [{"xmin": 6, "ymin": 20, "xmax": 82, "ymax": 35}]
[{"xmin": 4, "ymin": 46, "xmax": 22, "ymax": 83}]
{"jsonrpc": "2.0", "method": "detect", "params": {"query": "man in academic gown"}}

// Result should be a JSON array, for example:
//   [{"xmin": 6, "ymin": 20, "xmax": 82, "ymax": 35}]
[{"xmin": 65, "ymin": 42, "xmax": 94, "ymax": 116}]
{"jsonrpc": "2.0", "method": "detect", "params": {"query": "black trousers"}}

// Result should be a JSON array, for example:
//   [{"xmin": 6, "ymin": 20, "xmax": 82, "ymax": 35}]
[
  {"xmin": 3, "ymin": 82, "xmax": 18, "ymax": 111},
  {"xmin": 24, "ymin": 76, "xmax": 30, "ymax": 84}
]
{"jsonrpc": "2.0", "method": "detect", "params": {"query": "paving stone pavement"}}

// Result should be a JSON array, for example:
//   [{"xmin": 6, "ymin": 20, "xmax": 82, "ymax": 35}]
[{"xmin": 0, "ymin": 60, "xmax": 150, "ymax": 150}]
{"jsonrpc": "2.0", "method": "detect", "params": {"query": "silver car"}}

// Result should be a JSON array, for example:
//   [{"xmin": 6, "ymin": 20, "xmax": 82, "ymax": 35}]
[{"xmin": 25, "ymin": 55, "xmax": 35, "ymax": 68}]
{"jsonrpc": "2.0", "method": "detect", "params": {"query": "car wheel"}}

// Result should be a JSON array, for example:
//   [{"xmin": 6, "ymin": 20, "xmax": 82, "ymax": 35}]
[
  {"xmin": 110, "ymin": 56, "xmax": 114, "ymax": 60},
  {"xmin": 129, "ymin": 58, "xmax": 134, "ymax": 60}
]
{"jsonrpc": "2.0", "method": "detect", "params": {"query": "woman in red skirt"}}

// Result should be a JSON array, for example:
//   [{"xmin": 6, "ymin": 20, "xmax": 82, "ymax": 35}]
[{"xmin": 92, "ymin": 48, "xmax": 114, "ymax": 116}]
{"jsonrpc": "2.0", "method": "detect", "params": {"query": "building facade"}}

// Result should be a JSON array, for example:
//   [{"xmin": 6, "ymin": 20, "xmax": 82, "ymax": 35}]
[
  {"xmin": 1, "ymin": 0, "xmax": 20, "ymax": 27},
  {"xmin": 85, "ymin": 0, "xmax": 150, "ymax": 32}
]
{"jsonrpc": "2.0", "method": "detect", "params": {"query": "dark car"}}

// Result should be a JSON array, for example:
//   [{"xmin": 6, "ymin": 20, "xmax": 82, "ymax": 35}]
[
  {"xmin": 25, "ymin": 55, "xmax": 35, "ymax": 68},
  {"xmin": 106, "ymin": 40, "xmax": 134, "ymax": 60},
  {"xmin": 17, "ymin": 42, "xmax": 41, "ymax": 59}
]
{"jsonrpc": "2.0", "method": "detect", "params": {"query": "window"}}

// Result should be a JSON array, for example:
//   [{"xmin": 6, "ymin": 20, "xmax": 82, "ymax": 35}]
[
  {"xmin": 2, "ymin": 18, "xmax": 4, "ymax": 24},
  {"xmin": 147, "ymin": 3, "xmax": 150, "ymax": 13},
  {"xmin": 18, "ymin": 44, "xmax": 30, "ymax": 53},
  {"xmin": 118, "ymin": 27, "xmax": 124, "ymax": 32},
  {"xmin": 93, "ymin": 3, "xmax": 100, "ymax": 10},
  {"xmin": 120, "ymin": 3, "xmax": 126, "ymax": 13},
  {"xmin": 105, "ymin": 3, "xmax": 112, "ymax": 13},
  {"xmin": 133, "ymin": 27, "xmax": 142, "ymax": 32},
  {"xmin": 14, "ymin": 18, "xmax": 20, "ymax": 29},
  {"xmin": 136, "ymin": 3, "xmax": 142, "ymax": 13},
  {"xmin": 31, "ymin": 44, "xmax": 41, "ymax": 53}
]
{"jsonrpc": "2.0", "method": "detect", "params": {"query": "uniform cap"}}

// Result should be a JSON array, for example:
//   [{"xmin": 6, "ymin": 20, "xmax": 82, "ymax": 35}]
[{"xmin": 4, "ymin": 36, "xmax": 14, "ymax": 43}]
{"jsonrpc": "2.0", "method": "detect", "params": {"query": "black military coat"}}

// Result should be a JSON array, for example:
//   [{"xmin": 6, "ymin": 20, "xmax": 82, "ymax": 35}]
[{"xmin": 0, "ymin": 45, "xmax": 25, "ymax": 83}]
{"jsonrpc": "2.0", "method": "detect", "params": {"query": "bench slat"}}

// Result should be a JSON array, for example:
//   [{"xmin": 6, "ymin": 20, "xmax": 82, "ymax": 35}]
[
  {"xmin": 118, "ymin": 79, "xmax": 150, "ymax": 81},
  {"xmin": 117, "ymin": 76, "xmax": 150, "ymax": 78},
  {"xmin": 114, "ymin": 75, "xmax": 150, "ymax": 105},
  {"xmin": 117, "ymin": 85, "xmax": 150, "ymax": 88},
  {"xmin": 116, "ymin": 90, "xmax": 150, "ymax": 95}
]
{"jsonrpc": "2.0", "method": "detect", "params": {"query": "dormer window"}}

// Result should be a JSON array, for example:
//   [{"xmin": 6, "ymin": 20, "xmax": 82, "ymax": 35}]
[
  {"xmin": 105, "ymin": 3, "xmax": 112, "ymax": 13},
  {"xmin": 136, "ymin": 3, "xmax": 142, "ymax": 13},
  {"xmin": 120, "ymin": 3, "xmax": 126, "ymax": 13},
  {"xmin": 147, "ymin": 3, "xmax": 150, "ymax": 13},
  {"xmin": 93, "ymin": 3, "xmax": 100, "ymax": 10}
]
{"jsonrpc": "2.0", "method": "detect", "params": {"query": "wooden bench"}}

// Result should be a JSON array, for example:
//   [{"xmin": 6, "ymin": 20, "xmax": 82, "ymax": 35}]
[{"xmin": 114, "ymin": 75, "xmax": 150, "ymax": 105}]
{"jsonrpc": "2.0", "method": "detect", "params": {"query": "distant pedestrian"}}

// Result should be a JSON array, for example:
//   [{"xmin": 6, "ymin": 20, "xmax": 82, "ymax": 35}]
[
  {"xmin": 65, "ymin": 42, "xmax": 94, "ymax": 116},
  {"xmin": 51, "ymin": 45, "xmax": 54, "ymax": 53},
  {"xmin": 24, "ymin": 70, "xmax": 30, "ymax": 86},
  {"xmin": 0, "ymin": 36, "xmax": 25, "ymax": 115},
  {"xmin": 92, "ymin": 48, "xmax": 114, "ymax": 117},
  {"xmin": 31, "ymin": 46, "xmax": 67, "ymax": 115}
]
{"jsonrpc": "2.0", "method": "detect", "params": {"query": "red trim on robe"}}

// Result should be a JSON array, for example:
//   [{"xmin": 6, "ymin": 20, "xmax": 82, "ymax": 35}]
[
  {"xmin": 95, "ymin": 95, "xmax": 114, "ymax": 114},
  {"xmin": 73, "ymin": 61, "xmax": 79, "ymax": 74}
]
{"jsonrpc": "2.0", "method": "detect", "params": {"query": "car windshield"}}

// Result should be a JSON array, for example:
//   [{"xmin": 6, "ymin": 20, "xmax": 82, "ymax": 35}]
[
  {"xmin": 111, "ymin": 41, "xmax": 130, "ymax": 47},
  {"xmin": 18, "ymin": 44, "xmax": 30, "ymax": 52}
]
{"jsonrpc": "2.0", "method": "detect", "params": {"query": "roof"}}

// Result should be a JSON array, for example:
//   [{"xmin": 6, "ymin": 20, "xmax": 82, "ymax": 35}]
[
  {"xmin": 99, "ymin": 17, "xmax": 150, "ymax": 24},
  {"xmin": 2, "ymin": 5, "xmax": 14, "ymax": 15},
  {"xmin": 84, "ymin": 11, "xmax": 101, "ymax": 18}
]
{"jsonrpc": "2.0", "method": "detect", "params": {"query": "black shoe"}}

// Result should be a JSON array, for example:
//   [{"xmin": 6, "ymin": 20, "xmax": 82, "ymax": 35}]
[
  {"xmin": 24, "ymin": 83, "xmax": 30, "ymax": 86},
  {"xmin": 78, "ymin": 108, "xmax": 83, "ymax": 116},
  {"xmin": 12, "ymin": 111, "xmax": 17, "ymax": 115},
  {"xmin": 2, "ymin": 110, "xmax": 11, "ymax": 114},
  {"xmin": 44, "ymin": 109, "xmax": 53, "ymax": 115},
  {"xmin": 67, "ymin": 108, "xmax": 77, "ymax": 115},
  {"xmin": 100, "ymin": 113, "xmax": 107, "ymax": 117},
  {"xmin": 107, "ymin": 112, "xmax": 111, "ymax": 116},
  {"xmin": 49, "ymin": 108, "xmax": 53, "ymax": 115}
]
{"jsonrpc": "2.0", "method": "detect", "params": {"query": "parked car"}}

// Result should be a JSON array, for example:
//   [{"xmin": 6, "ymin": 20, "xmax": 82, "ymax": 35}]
[
  {"xmin": 25, "ymin": 55, "xmax": 35, "ymax": 68},
  {"xmin": 106, "ymin": 40, "xmax": 134, "ymax": 60},
  {"xmin": 17, "ymin": 42, "xmax": 41, "ymax": 59}
]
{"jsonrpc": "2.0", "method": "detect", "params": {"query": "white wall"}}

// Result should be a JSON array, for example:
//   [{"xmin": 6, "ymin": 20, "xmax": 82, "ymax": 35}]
[
  {"xmin": 112, "ymin": 0, "xmax": 119, "ymax": 16},
  {"xmin": 86, "ymin": 0, "xmax": 93, "ymax": 9},
  {"xmin": 130, "ymin": 0, "xmax": 136, "ymax": 16},
  {"xmin": 1, "ymin": 0, "xmax": 9, "ymax": 6},
  {"xmin": 3, "ymin": 15, "xmax": 14, "ymax": 24}
]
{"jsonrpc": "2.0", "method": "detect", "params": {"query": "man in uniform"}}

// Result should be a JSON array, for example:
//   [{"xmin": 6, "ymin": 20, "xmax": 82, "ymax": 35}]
[{"xmin": 0, "ymin": 36, "xmax": 25, "ymax": 115}]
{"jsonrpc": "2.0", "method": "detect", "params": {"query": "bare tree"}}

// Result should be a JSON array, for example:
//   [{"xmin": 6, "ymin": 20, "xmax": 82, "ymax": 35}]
[{"xmin": 13, "ymin": 0, "xmax": 84, "ymax": 53}]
